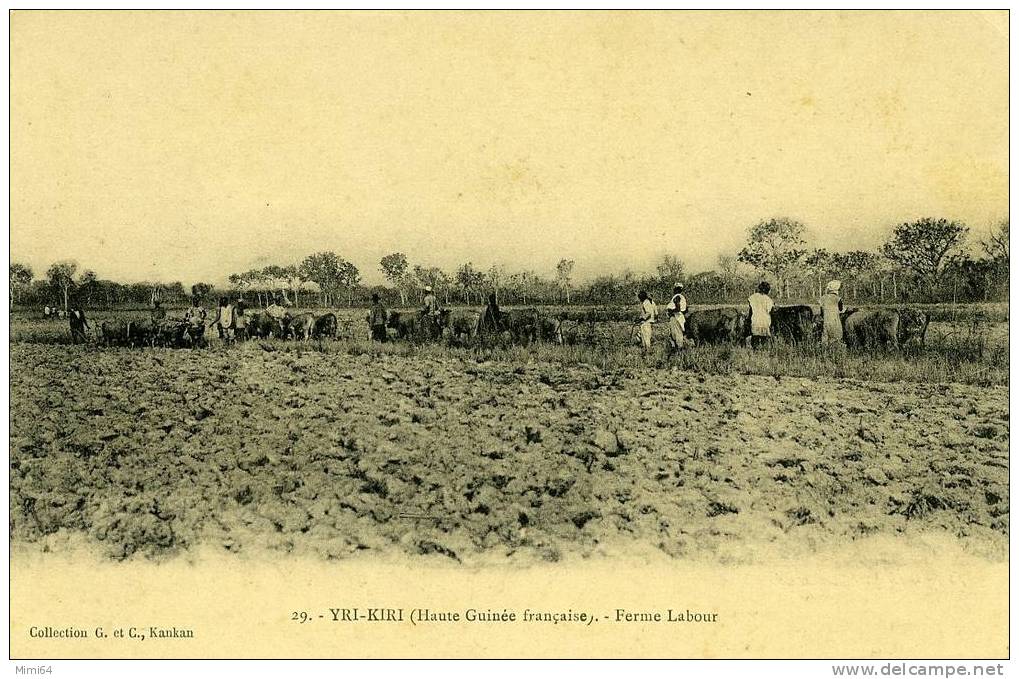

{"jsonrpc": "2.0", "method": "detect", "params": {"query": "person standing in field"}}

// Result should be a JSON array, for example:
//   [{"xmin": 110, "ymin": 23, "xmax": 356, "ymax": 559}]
[
  {"xmin": 747, "ymin": 281, "xmax": 775, "ymax": 349},
  {"xmin": 210, "ymin": 297, "xmax": 235, "ymax": 342},
  {"xmin": 68, "ymin": 301, "xmax": 89, "ymax": 344},
  {"xmin": 636, "ymin": 290, "xmax": 657, "ymax": 354},
  {"xmin": 665, "ymin": 283, "xmax": 688, "ymax": 351},
  {"xmin": 368, "ymin": 293, "xmax": 388, "ymax": 342},
  {"xmin": 183, "ymin": 296, "xmax": 207, "ymax": 347},
  {"xmin": 422, "ymin": 285, "xmax": 439, "ymax": 316},
  {"xmin": 265, "ymin": 294, "xmax": 288, "ymax": 338},
  {"xmin": 819, "ymin": 280, "xmax": 844, "ymax": 348},
  {"xmin": 478, "ymin": 292, "xmax": 503, "ymax": 335},
  {"xmin": 150, "ymin": 300, "xmax": 167, "ymax": 325},
  {"xmin": 233, "ymin": 298, "xmax": 248, "ymax": 342},
  {"xmin": 421, "ymin": 285, "xmax": 442, "ymax": 339}
]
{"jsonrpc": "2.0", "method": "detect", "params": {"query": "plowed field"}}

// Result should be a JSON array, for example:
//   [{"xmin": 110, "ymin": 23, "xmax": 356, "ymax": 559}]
[{"xmin": 10, "ymin": 341, "xmax": 1008, "ymax": 563}]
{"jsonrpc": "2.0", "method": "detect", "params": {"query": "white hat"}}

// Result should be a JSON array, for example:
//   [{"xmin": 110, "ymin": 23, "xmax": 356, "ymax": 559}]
[
  {"xmin": 424, "ymin": 285, "xmax": 433, "ymax": 292},
  {"xmin": 674, "ymin": 282, "xmax": 685, "ymax": 290},
  {"xmin": 825, "ymin": 280, "xmax": 842, "ymax": 293}
]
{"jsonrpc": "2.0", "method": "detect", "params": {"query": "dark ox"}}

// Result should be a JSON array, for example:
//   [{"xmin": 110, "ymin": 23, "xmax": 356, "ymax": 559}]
[
  {"xmin": 100, "ymin": 320, "xmax": 132, "ymax": 347},
  {"xmin": 248, "ymin": 311, "xmax": 285, "ymax": 339},
  {"xmin": 127, "ymin": 319, "xmax": 159, "ymax": 347},
  {"xmin": 99, "ymin": 319, "xmax": 161, "ymax": 347},
  {"xmin": 153, "ymin": 321, "xmax": 205, "ymax": 348},
  {"xmin": 313, "ymin": 313, "xmax": 338, "ymax": 340},
  {"xmin": 769, "ymin": 305, "xmax": 818, "ymax": 342},
  {"xmin": 495, "ymin": 308, "xmax": 562, "ymax": 345},
  {"xmin": 843, "ymin": 308, "xmax": 930, "ymax": 349},
  {"xmin": 443, "ymin": 309, "xmax": 480, "ymax": 345},
  {"xmin": 387, "ymin": 311, "xmax": 420, "ymax": 341},
  {"xmin": 285, "ymin": 312, "xmax": 317, "ymax": 340},
  {"xmin": 684, "ymin": 308, "xmax": 746, "ymax": 345}
]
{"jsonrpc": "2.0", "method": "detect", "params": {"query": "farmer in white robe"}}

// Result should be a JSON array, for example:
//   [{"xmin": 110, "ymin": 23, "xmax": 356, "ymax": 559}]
[{"xmin": 665, "ymin": 283, "xmax": 688, "ymax": 351}]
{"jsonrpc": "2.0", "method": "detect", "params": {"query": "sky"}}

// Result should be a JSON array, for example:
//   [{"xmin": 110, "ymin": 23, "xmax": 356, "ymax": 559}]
[{"xmin": 10, "ymin": 11, "xmax": 1009, "ymax": 287}]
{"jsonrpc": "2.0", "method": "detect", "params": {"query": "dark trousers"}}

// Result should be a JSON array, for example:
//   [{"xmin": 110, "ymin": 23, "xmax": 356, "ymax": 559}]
[{"xmin": 371, "ymin": 325, "xmax": 387, "ymax": 342}]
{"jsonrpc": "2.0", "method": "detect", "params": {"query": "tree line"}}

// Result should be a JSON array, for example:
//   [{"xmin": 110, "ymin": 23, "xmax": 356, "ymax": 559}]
[{"xmin": 10, "ymin": 217, "xmax": 1008, "ymax": 311}]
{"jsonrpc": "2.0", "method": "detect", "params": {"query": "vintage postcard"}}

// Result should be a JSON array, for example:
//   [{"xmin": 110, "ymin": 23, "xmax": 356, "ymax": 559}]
[{"xmin": 8, "ymin": 10, "xmax": 1009, "ymax": 663}]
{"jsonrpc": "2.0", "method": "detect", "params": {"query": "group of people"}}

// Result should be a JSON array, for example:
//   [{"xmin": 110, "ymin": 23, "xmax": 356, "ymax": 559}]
[
  {"xmin": 54, "ymin": 293, "xmax": 300, "ymax": 346},
  {"xmin": 183, "ymin": 295, "xmax": 291, "ymax": 343},
  {"xmin": 152, "ymin": 297, "xmax": 254, "ymax": 343},
  {"xmin": 366, "ymin": 284, "xmax": 452, "ymax": 342},
  {"xmin": 54, "ymin": 278, "xmax": 851, "ymax": 351},
  {"xmin": 635, "ymin": 279, "xmax": 846, "ymax": 353},
  {"xmin": 367, "ymin": 283, "xmax": 517, "ymax": 344},
  {"xmin": 636, "ymin": 283, "xmax": 690, "ymax": 353}
]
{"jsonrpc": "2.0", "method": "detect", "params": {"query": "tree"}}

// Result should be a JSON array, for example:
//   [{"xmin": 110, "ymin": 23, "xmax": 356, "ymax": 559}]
[
  {"xmin": 655, "ymin": 254, "xmax": 685, "ymax": 286},
  {"xmin": 487, "ymin": 265, "xmax": 507, "ymax": 304},
  {"xmin": 831, "ymin": 250, "xmax": 881, "ymax": 299},
  {"xmin": 380, "ymin": 252, "xmax": 410, "ymax": 305},
  {"xmin": 456, "ymin": 262, "xmax": 484, "ymax": 305},
  {"xmin": 281, "ymin": 264, "xmax": 305, "ymax": 306},
  {"xmin": 9, "ymin": 263, "xmax": 33, "ymax": 306},
  {"xmin": 982, "ymin": 218, "xmax": 1009, "ymax": 266},
  {"xmin": 299, "ymin": 252, "xmax": 344, "ymax": 306},
  {"xmin": 78, "ymin": 270, "xmax": 98, "ymax": 306},
  {"xmin": 337, "ymin": 260, "xmax": 361, "ymax": 306},
  {"xmin": 980, "ymin": 219, "xmax": 1009, "ymax": 301},
  {"xmin": 556, "ymin": 258, "xmax": 575, "ymax": 304},
  {"xmin": 227, "ymin": 272, "xmax": 250, "ymax": 301},
  {"xmin": 46, "ymin": 260, "xmax": 78, "ymax": 311},
  {"xmin": 716, "ymin": 254, "xmax": 740, "ymax": 300},
  {"xmin": 413, "ymin": 265, "xmax": 451, "ymax": 304},
  {"xmin": 244, "ymin": 269, "xmax": 268, "ymax": 307},
  {"xmin": 737, "ymin": 217, "xmax": 807, "ymax": 298},
  {"xmin": 881, "ymin": 218, "xmax": 968, "ymax": 294},
  {"xmin": 190, "ymin": 283, "xmax": 214, "ymax": 303},
  {"xmin": 803, "ymin": 249, "xmax": 832, "ymax": 298}
]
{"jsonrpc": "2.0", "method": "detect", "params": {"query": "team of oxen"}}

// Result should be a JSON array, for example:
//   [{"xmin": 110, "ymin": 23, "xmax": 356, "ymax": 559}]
[
  {"xmin": 682, "ymin": 305, "xmax": 931, "ymax": 349},
  {"xmin": 97, "ymin": 304, "xmax": 929, "ymax": 350},
  {"xmin": 98, "ymin": 311, "xmax": 340, "ymax": 348},
  {"xmin": 96, "ymin": 307, "xmax": 560, "ymax": 348}
]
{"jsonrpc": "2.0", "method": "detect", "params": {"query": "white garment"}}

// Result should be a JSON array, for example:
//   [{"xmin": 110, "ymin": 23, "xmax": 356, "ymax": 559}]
[
  {"xmin": 748, "ymin": 293, "xmax": 775, "ymax": 336},
  {"xmin": 666, "ymin": 293, "xmax": 687, "ymax": 330},
  {"xmin": 640, "ymin": 299, "xmax": 658, "ymax": 323},
  {"xmin": 666, "ymin": 293, "xmax": 688, "ymax": 315}
]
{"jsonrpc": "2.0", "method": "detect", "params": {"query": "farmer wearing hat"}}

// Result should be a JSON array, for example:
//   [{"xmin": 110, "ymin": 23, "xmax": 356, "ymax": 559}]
[
  {"xmin": 819, "ymin": 280, "xmax": 844, "ymax": 347},
  {"xmin": 421, "ymin": 285, "xmax": 439, "ymax": 317},
  {"xmin": 665, "ymin": 282, "xmax": 689, "ymax": 351}
]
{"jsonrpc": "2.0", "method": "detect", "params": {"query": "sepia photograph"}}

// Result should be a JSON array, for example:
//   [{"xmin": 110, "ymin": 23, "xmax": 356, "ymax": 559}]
[{"xmin": 7, "ymin": 9, "xmax": 1010, "ymax": 665}]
